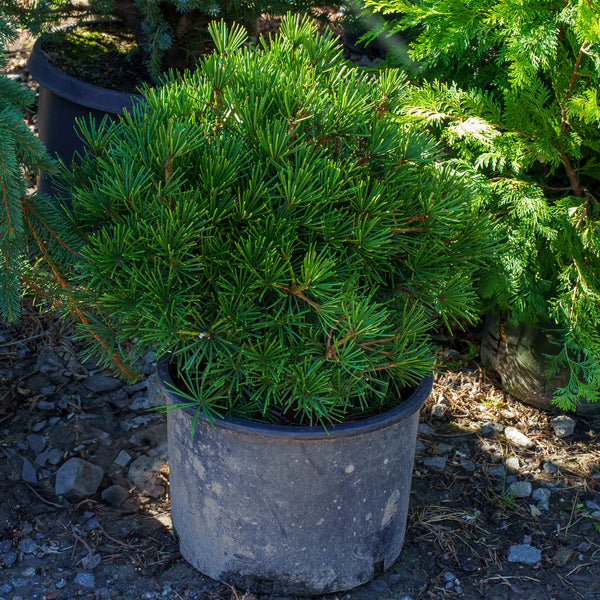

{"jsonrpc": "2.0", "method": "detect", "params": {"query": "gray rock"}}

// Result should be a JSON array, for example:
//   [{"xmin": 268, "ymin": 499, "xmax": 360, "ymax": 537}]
[
  {"xmin": 488, "ymin": 464, "xmax": 506, "ymax": 478},
  {"xmin": 85, "ymin": 516, "xmax": 100, "ymax": 531},
  {"xmin": 0, "ymin": 540, "xmax": 11, "ymax": 552},
  {"xmin": 459, "ymin": 460, "xmax": 476, "ymax": 472},
  {"xmin": 129, "ymin": 422, "xmax": 167, "ymax": 451},
  {"xmin": 35, "ymin": 446, "xmax": 62, "ymax": 467},
  {"xmin": 543, "ymin": 461, "xmax": 559, "ymax": 474},
  {"xmin": 1, "ymin": 551, "xmax": 16, "ymax": 567},
  {"xmin": 55, "ymin": 458, "xmax": 104, "ymax": 499},
  {"xmin": 422, "ymin": 456, "xmax": 447, "ymax": 471},
  {"xmin": 35, "ymin": 347, "xmax": 63, "ymax": 372},
  {"xmin": 532, "ymin": 487, "xmax": 551, "ymax": 510},
  {"xmin": 83, "ymin": 374, "xmax": 123, "ymax": 393},
  {"xmin": 551, "ymin": 415, "xmax": 576, "ymax": 438},
  {"xmin": 27, "ymin": 434, "xmax": 46, "ymax": 454},
  {"xmin": 18, "ymin": 537, "xmax": 37, "ymax": 554},
  {"xmin": 45, "ymin": 448, "xmax": 64, "ymax": 466},
  {"xmin": 431, "ymin": 442, "xmax": 453, "ymax": 455},
  {"xmin": 23, "ymin": 373, "xmax": 52, "ymax": 394},
  {"xmin": 74, "ymin": 572, "xmax": 96, "ymax": 588},
  {"xmin": 480, "ymin": 422, "xmax": 503, "ymax": 435},
  {"xmin": 507, "ymin": 544, "xmax": 541, "ymax": 564},
  {"xmin": 35, "ymin": 400, "xmax": 57, "ymax": 412},
  {"xmin": 81, "ymin": 552, "xmax": 102, "ymax": 570},
  {"xmin": 414, "ymin": 440, "xmax": 426, "ymax": 454},
  {"xmin": 507, "ymin": 480, "xmax": 532, "ymax": 498},
  {"xmin": 128, "ymin": 455, "xmax": 166, "ymax": 497},
  {"xmin": 504, "ymin": 426, "xmax": 534, "ymax": 448},
  {"xmin": 552, "ymin": 547, "xmax": 573, "ymax": 566},
  {"xmin": 585, "ymin": 500, "xmax": 600, "ymax": 511},
  {"xmin": 140, "ymin": 373, "xmax": 167, "ymax": 409},
  {"xmin": 113, "ymin": 450, "xmax": 132, "ymax": 468},
  {"xmin": 21, "ymin": 458, "xmax": 37, "ymax": 483},
  {"xmin": 418, "ymin": 423, "xmax": 435, "ymax": 436},
  {"xmin": 101, "ymin": 484, "xmax": 129, "ymax": 507}
]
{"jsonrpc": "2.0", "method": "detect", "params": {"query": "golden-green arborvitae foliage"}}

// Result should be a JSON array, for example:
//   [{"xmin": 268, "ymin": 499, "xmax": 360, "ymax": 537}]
[
  {"xmin": 359, "ymin": 0, "xmax": 600, "ymax": 409},
  {"xmin": 56, "ymin": 16, "xmax": 499, "ymax": 426},
  {"xmin": 0, "ymin": 14, "xmax": 67, "ymax": 321}
]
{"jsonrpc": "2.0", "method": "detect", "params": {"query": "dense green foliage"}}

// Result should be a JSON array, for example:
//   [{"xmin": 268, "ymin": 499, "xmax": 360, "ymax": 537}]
[
  {"xmin": 55, "ymin": 16, "xmax": 498, "ymax": 425},
  {"xmin": 0, "ymin": 13, "xmax": 70, "ymax": 321},
  {"xmin": 360, "ymin": 0, "xmax": 600, "ymax": 409},
  {"xmin": 0, "ymin": 0, "xmax": 336, "ymax": 81}
]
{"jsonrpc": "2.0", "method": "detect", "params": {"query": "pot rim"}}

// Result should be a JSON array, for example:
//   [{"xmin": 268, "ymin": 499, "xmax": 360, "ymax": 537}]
[
  {"xmin": 157, "ymin": 359, "xmax": 432, "ymax": 440},
  {"xmin": 27, "ymin": 20, "xmax": 144, "ymax": 113}
]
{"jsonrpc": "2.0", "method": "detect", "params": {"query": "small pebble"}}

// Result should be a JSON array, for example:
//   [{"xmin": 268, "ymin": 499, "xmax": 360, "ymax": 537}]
[
  {"xmin": 422, "ymin": 456, "xmax": 447, "ymax": 470},
  {"xmin": 505, "ymin": 457, "xmax": 520, "ymax": 470},
  {"xmin": 507, "ymin": 544, "xmax": 541, "ymax": 565},
  {"xmin": 507, "ymin": 480, "xmax": 532, "ymax": 498},
  {"xmin": 488, "ymin": 464, "xmax": 506, "ymax": 478},
  {"xmin": 504, "ymin": 426, "xmax": 534, "ymax": 449},
  {"xmin": 74, "ymin": 572, "xmax": 96, "ymax": 588},
  {"xmin": 18, "ymin": 537, "xmax": 38, "ymax": 554},
  {"xmin": 480, "ymin": 422, "xmax": 503, "ymax": 435},
  {"xmin": 551, "ymin": 415, "xmax": 576, "ymax": 438},
  {"xmin": 543, "ymin": 462, "xmax": 559, "ymax": 474},
  {"xmin": 2, "ymin": 551, "xmax": 17, "ymax": 567},
  {"xmin": 532, "ymin": 487, "xmax": 551, "ymax": 510},
  {"xmin": 552, "ymin": 547, "xmax": 573, "ymax": 566},
  {"xmin": 418, "ymin": 423, "xmax": 435, "ymax": 436}
]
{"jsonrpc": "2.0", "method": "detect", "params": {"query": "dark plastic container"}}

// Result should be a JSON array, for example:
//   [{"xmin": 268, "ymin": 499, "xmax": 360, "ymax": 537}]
[
  {"xmin": 27, "ymin": 24, "xmax": 142, "ymax": 196},
  {"xmin": 161, "ymin": 360, "xmax": 432, "ymax": 595}
]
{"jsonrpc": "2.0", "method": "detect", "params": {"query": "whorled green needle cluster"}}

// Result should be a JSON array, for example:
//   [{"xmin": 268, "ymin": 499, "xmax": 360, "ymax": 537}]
[{"xmin": 58, "ymin": 15, "xmax": 498, "ymax": 425}]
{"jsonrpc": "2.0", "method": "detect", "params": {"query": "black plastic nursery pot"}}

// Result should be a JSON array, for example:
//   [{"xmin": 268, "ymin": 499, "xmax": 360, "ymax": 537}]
[
  {"xmin": 27, "ymin": 24, "xmax": 142, "ymax": 196},
  {"xmin": 159, "ymin": 360, "xmax": 432, "ymax": 595},
  {"xmin": 480, "ymin": 312, "xmax": 600, "ymax": 416}
]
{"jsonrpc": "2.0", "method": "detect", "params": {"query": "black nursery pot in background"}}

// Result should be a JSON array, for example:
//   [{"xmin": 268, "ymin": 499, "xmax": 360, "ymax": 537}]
[
  {"xmin": 27, "ymin": 26, "xmax": 141, "ymax": 196},
  {"xmin": 160, "ymin": 360, "xmax": 433, "ymax": 595}
]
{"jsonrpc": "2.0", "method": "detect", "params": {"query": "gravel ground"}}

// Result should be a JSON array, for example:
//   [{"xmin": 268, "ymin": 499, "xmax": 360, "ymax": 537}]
[{"xmin": 1, "ymin": 29, "xmax": 600, "ymax": 600}]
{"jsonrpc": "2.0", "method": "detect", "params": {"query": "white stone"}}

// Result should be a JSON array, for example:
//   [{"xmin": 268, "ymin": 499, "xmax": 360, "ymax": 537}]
[{"xmin": 504, "ymin": 426, "xmax": 534, "ymax": 448}]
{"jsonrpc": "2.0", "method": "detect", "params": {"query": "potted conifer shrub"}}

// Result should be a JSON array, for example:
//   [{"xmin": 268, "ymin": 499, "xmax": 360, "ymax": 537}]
[
  {"xmin": 358, "ymin": 0, "xmax": 600, "ymax": 414},
  {"xmin": 52, "ymin": 15, "xmax": 498, "ymax": 594}
]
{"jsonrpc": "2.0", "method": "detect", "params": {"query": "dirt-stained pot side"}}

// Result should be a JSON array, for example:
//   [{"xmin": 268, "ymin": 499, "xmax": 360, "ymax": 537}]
[{"xmin": 161, "ymin": 360, "xmax": 433, "ymax": 595}]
